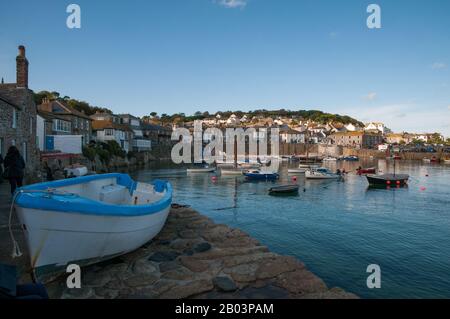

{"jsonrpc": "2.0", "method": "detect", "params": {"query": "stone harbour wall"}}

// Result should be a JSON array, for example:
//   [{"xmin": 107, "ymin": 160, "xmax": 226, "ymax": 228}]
[{"xmin": 47, "ymin": 206, "xmax": 358, "ymax": 299}]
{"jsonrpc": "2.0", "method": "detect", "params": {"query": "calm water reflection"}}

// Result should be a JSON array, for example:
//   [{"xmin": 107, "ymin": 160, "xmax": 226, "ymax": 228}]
[{"xmin": 132, "ymin": 159, "xmax": 450, "ymax": 298}]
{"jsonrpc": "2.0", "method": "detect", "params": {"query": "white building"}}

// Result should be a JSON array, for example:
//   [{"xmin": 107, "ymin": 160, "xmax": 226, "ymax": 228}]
[
  {"xmin": 226, "ymin": 114, "xmax": 241, "ymax": 126},
  {"xmin": 92, "ymin": 120, "xmax": 133, "ymax": 152},
  {"xmin": 365, "ymin": 122, "xmax": 391, "ymax": 135}
]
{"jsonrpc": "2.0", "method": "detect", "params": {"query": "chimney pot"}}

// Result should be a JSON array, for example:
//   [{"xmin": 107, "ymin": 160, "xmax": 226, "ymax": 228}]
[{"xmin": 18, "ymin": 45, "xmax": 26, "ymax": 57}]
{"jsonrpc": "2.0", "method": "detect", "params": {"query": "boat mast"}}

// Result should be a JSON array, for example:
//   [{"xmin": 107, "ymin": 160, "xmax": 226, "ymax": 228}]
[{"xmin": 234, "ymin": 135, "xmax": 238, "ymax": 169}]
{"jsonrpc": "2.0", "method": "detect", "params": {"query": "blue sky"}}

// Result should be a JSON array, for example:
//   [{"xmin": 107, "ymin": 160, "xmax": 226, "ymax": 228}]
[{"xmin": 1, "ymin": 0, "xmax": 449, "ymax": 136}]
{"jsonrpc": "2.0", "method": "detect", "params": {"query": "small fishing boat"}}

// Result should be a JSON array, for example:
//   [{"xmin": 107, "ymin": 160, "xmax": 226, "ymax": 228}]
[
  {"xmin": 238, "ymin": 162, "xmax": 261, "ymax": 169},
  {"xmin": 13, "ymin": 173, "xmax": 172, "ymax": 280},
  {"xmin": 305, "ymin": 167, "xmax": 341, "ymax": 180},
  {"xmin": 366, "ymin": 157, "xmax": 409, "ymax": 187},
  {"xmin": 423, "ymin": 156, "xmax": 438, "ymax": 163},
  {"xmin": 288, "ymin": 164, "xmax": 319, "ymax": 174},
  {"xmin": 244, "ymin": 170, "xmax": 279, "ymax": 181},
  {"xmin": 366, "ymin": 174, "xmax": 409, "ymax": 187},
  {"xmin": 220, "ymin": 168, "xmax": 245, "ymax": 176},
  {"xmin": 64, "ymin": 164, "xmax": 88, "ymax": 177},
  {"xmin": 343, "ymin": 155, "xmax": 359, "ymax": 161},
  {"xmin": 186, "ymin": 166, "xmax": 215, "ymax": 173},
  {"xmin": 268, "ymin": 184, "xmax": 299, "ymax": 195},
  {"xmin": 357, "ymin": 167, "xmax": 376, "ymax": 175},
  {"xmin": 322, "ymin": 156, "xmax": 337, "ymax": 162}
]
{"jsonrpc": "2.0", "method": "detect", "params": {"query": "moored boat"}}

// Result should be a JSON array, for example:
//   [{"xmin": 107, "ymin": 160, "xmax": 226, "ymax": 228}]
[
  {"xmin": 444, "ymin": 159, "xmax": 450, "ymax": 164},
  {"xmin": 288, "ymin": 164, "xmax": 319, "ymax": 174},
  {"xmin": 268, "ymin": 184, "xmax": 299, "ymax": 195},
  {"xmin": 186, "ymin": 166, "xmax": 215, "ymax": 173},
  {"xmin": 322, "ymin": 156, "xmax": 337, "ymax": 162},
  {"xmin": 220, "ymin": 168, "xmax": 245, "ymax": 176},
  {"xmin": 13, "ymin": 173, "xmax": 172, "ymax": 280},
  {"xmin": 366, "ymin": 174, "xmax": 409, "ymax": 187},
  {"xmin": 244, "ymin": 170, "xmax": 279, "ymax": 181},
  {"xmin": 305, "ymin": 167, "xmax": 341, "ymax": 179},
  {"xmin": 343, "ymin": 155, "xmax": 359, "ymax": 161},
  {"xmin": 423, "ymin": 156, "xmax": 439, "ymax": 163},
  {"xmin": 64, "ymin": 164, "xmax": 88, "ymax": 177}
]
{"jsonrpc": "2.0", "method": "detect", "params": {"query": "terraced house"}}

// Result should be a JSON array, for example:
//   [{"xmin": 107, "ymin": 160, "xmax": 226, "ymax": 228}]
[
  {"xmin": 37, "ymin": 98, "xmax": 92, "ymax": 145},
  {"xmin": 328, "ymin": 131, "xmax": 383, "ymax": 149},
  {"xmin": 0, "ymin": 46, "xmax": 38, "ymax": 179}
]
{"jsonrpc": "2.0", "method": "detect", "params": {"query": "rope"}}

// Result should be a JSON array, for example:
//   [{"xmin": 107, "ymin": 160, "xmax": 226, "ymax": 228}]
[
  {"xmin": 8, "ymin": 188, "xmax": 76, "ymax": 259},
  {"xmin": 9, "ymin": 190, "xmax": 23, "ymax": 258}
]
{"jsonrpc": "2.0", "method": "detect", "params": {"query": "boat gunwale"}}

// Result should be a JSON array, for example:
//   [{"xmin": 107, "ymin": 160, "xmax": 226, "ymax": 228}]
[{"xmin": 15, "ymin": 173, "xmax": 173, "ymax": 217}]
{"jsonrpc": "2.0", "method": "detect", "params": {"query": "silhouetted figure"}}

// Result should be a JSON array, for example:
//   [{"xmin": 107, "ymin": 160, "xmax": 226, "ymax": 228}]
[
  {"xmin": 3, "ymin": 146, "xmax": 26, "ymax": 195},
  {"xmin": 43, "ymin": 161, "xmax": 54, "ymax": 181}
]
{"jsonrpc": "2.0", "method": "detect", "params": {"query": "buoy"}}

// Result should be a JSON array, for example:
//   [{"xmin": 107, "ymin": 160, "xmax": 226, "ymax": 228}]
[
  {"xmin": 425, "ymin": 174, "xmax": 429, "ymax": 177},
  {"xmin": 386, "ymin": 180, "xmax": 391, "ymax": 185},
  {"xmin": 211, "ymin": 176, "xmax": 217, "ymax": 182},
  {"xmin": 396, "ymin": 180, "xmax": 401, "ymax": 185},
  {"xmin": 292, "ymin": 176, "xmax": 297, "ymax": 182},
  {"xmin": 420, "ymin": 186, "xmax": 426, "ymax": 191}
]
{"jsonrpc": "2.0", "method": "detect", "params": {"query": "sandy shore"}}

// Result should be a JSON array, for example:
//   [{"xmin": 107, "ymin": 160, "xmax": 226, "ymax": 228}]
[{"xmin": 43, "ymin": 205, "xmax": 357, "ymax": 299}]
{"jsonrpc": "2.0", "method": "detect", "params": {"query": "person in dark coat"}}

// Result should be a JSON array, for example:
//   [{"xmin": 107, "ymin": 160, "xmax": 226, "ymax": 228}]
[{"xmin": 3, "ymin": 146, "xmax": 26, "ymax": 195}]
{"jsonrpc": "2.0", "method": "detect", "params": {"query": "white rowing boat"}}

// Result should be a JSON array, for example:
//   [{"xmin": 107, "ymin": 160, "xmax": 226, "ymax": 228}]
[
  {"xmin": 305, "ymin": 167, "xmax": 341, "ymax": 180},
  {"xmin": 186, "ymin": 167, "xmax": 215, "ymax": 173},
  {"xmin": 13, "ymin": 173, "xmax": 172, "ymax": 280}
]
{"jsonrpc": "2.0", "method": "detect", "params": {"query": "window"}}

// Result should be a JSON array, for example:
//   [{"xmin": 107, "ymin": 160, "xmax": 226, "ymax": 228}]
[
  {"xmin": 53, "ymin": 119, "xmax": 71, "ymax": 133},
  {"xmin": 30, "ymin": 117, "xmax": 33, "ymax": 135},
  {"xmin": 12, "ymin": 109, "xmax": 18, "ymax": 128},
  {"xmin": 0, "ymin": 138, "xmax": 4, "ymax": 157},
  {"xmin": 105, "ymin": 129, "xmax": 114, "ymax": 136},
  {"xmin": 22, "ymin": 142, "xmax": 27, "ymax": 162}
]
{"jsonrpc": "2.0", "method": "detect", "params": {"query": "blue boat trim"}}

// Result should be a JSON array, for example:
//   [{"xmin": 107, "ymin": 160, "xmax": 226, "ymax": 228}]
[{"xmin": 15, "ymin": 173, "xmax": 172, "ymax": 217}]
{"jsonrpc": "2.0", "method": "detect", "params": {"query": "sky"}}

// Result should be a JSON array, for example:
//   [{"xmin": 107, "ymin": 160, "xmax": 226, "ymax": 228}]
[{"xmin": 1, "ymin": 0, "xmax": 449, "ymax": 136}]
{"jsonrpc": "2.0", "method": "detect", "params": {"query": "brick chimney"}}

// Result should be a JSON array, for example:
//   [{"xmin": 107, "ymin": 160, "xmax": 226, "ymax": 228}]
[
  {"xmin": 38, "ymin": 97, "xmax": 52, "ymax": 112},
  {"xmin": 16, "ymin": 45, "xmax": 29, "ymax": 88}
]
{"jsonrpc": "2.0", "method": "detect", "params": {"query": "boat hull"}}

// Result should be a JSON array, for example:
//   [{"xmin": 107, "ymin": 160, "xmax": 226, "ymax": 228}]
[
  {"xmin": 244, "ymin": 173, "xmax": 279, "ymax": 181},
  {"xmin": 187, "ymin": 168, "xmax": 215, "ymax": 173},
  {"xmin": 305, "ymin": 171, "xmax": 341, "ymax": 179},
  {"xmin": 288, "ymin": 168, "xmax": 307, "ymax": 174},
  {"xmin": 268, "ymin": 185, "xmax": 299, "ymax": 195},
  {"xmin": 220, "ymin": 169, "xmax": 244, "ymax": 176},
  {"xmin": 366, "ymin": 174, "xmax": 409, "ymax": 186},
  {"xmin": 16, "ymin": 205, "xmax": 170, "ymax": 279}
]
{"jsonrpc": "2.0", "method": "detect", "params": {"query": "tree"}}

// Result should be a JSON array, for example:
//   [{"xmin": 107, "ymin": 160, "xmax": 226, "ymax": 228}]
[{"xmin": 150, "ymin": 112, "xmax": 158, "ymax": 118}]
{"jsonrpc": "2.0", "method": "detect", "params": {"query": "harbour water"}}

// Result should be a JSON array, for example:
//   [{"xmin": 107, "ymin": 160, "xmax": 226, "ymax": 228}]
[{"xmin": 132, "ymin": 159, "xmax": 450, "ymax": 299}]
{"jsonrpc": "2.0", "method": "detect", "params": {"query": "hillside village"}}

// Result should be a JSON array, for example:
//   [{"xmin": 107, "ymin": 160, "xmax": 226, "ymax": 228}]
[{"xmin": 1, "ymin": 46, "xmax": 449, "ymax": 181}]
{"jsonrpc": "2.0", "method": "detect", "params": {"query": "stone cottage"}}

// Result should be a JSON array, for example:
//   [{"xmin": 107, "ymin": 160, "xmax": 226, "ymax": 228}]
[{"xmin": 0, "ymin": 46, "xmax": 38, "ymax": 180}]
